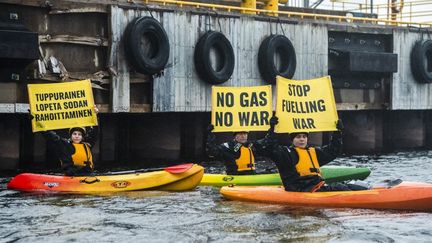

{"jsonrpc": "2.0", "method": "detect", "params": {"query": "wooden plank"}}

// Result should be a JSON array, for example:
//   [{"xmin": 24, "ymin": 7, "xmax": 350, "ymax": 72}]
[
  {"xmin": 39, "ymin": 35, "xmax": 108, "ymax": 47},
  {"xmin": 95, "ymin": 104, "xmax": 109, "ymax": 113},
  {"xmin": 0, "ymin": 104, "xmax": 15, "ymax": 113},
  {"xmin": 336, "ymin": 102, "xmax": 386, "ymax": 111},
  {"xmin": 0, "ymin": 0, "xmax": 128, "ymax": 8},
  {"xmin": 130, "ymin": 104, "xmax": 152, "ymax": 112},
  {"xmin": 0, "ymin": 103, "xmax": 29, "ymax": 113},
  {"xmin": 130, "ymin": 73, "xmax": 151, "ymax": 83},
  {"xmin": 49, "ymin": 6, "xmax": 108, "ymax": 14}
]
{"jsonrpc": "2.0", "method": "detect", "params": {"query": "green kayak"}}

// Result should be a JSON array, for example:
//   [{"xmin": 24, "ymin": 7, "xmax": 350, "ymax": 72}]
[{"xmin": 200, "ymin": 166, "xmax": 371, "ymax": 187}]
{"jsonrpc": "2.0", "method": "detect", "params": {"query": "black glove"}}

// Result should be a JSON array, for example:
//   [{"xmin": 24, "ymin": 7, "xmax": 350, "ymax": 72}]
[
  {"xmin": 336, "ymin": 119, "xmax": 344, "ymax": 131},
  {"xmin": 269, "ymin": 116, "xmax": 279, "ymax": 127},
  {"xmin": 206, "ymin": 124, "xmax": 216, "ymax": 143},
  {"xmin": 332, "ymin": 120, "xmax": 343, "ymax": 140},
  {"xmin": 27, "ymin": 109, "xmax": 34, "ymax": 120}
]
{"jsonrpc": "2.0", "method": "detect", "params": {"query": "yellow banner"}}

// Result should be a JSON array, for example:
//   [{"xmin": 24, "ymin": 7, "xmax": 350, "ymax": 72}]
[
  {"xmin": 28, "ymin": 79, "xmax": 98, "ymax": 132},
  {"xmin": 211, "ymin": 85, "xmax": 272, "ymax": 132},
  {"xmin": 275, "ymin": 76, "xmax": 338, "ymax": 133}
]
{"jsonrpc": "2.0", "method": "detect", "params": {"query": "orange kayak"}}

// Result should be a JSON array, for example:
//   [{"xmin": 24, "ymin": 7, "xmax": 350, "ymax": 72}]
[
  {"xmin": 8, "ymin": 164, "xmax": 204, "ymax": 193},
  {"xmin": 220, "ymin": 181, "xmax": 432, "ymax": 211}
]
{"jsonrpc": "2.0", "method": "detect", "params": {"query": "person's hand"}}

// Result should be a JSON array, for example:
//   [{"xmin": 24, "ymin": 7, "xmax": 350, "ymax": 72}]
[
  {"xmin": 336, "ymin": 119, "xmax": 344, "ymax": 131},
  {"xmin": 270, "ymin": 116, "xmax": 279, "ymax": 126},
  {"xmin": 94, "ymin": 105, "xmax": 99, "ymax": 114}
]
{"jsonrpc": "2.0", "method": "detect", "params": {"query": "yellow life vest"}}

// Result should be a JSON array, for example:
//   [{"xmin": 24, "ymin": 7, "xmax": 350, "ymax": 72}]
[
  {"xmin": 235, "ymin": 146, "xmax": 255, "ymax": 171},
  {"xmin": 294, "ymin": 147, "xmax": 321, "ymax": 177},
  {"xmin": 71, "ymin": 143, "xmax": 93, "ymax": 169}
]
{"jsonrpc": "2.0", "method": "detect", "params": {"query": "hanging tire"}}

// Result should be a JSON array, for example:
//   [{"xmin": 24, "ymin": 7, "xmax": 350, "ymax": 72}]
[
  {"xmin": 411, "ymin": 40, "xmax": 432, "ymax": 83},
  {"xmin": 258, "ymin": 35, "xmax": 296, "ymax": 84},
  {"xmin": 194, "ymin": 31, "xmax": 235, "ymax": 84},
  {"xmin": 124, "ymin": 16, "xmax": 170, "ymax": 75}
]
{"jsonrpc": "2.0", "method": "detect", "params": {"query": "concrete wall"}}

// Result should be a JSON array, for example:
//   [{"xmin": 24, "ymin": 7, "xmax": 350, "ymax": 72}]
[
  {"xmin": 342, "ymin": 111, "xmax": 384, "ymax": 153},
  {"xmin": 0, "ymin": 114, "xmax": 20, "ymax": 170}
]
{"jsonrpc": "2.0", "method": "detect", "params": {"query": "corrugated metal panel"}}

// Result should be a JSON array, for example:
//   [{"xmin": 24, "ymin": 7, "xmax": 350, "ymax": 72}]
[
  {"xmin": 110, "ymin": 6, "xmax": 131, "ymax": 112},
  {"xmin": 392, "ymin": 29, "xmax": 432, "ymax": 110},
  {"xmin": 110, "ymin": 7, "xmax": 327, "ymax": 112},
  {"xmin": 153, "ymin": 13, "xmax": 328, "ymax": 112}
]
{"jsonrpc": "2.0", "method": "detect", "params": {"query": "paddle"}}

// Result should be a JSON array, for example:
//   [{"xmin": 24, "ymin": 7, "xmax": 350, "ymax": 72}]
[
  {"xmin": 164, "ymin": 163, "xmax": 194, "ymax": 173},
  {"xmin": 102, "ymin": 163, "xmax": 194, "ymax": 175}
]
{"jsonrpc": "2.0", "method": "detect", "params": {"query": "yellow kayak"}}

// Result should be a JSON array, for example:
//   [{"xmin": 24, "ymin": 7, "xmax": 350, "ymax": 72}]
[{"xmin": 7, "ymin": 164, "xmax": 204, "ymax": 193}]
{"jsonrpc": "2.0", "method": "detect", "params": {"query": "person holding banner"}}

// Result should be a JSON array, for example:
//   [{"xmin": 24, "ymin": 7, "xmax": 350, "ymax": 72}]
[
  {"xmin": 206, "ymin": 125, "xmax": 264, "ymax": 175},
  {"xmin": 260, "ymin": 116, "xmax": 367, "ymax": 192},
  {"xmin": 41, "ymin": 106, "xmax": 99, "ymax": 176}
]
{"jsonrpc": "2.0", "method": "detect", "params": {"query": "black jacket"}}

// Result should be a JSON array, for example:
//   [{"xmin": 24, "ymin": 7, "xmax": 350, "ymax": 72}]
[
  {"xmin": 206, "ymin": 133, "xmax": 265, "ymax": 175},
  {"xmin": 43, "ymin": 126, "xmax": 98, "ymax": 175},
  {"xmin": 257, "ymin": 129, "xmax": 342, "ymax": 192}
]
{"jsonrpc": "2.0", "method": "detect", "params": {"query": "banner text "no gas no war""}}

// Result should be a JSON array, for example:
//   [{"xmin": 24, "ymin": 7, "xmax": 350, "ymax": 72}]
[{"xmin": 211, "ymin": 86, "xmax": 272, "ymax": 132}]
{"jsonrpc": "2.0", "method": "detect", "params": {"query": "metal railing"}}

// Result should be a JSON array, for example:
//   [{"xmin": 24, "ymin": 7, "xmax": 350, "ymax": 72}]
[
  {"xmin": 143, "ymin": 0, "xmax": 432, "ymax": 27},
  {"xmin": 297, "ymin": 0, "xmax": 432, "ymax": 24}
]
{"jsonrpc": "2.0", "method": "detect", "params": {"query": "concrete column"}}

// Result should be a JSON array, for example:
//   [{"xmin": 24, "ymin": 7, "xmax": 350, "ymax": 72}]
[
  {"xmin": 0, "ymin": 114, "xmax": 20, "ymax": 170},
  {"xmin": 383, "ymin": 111, "xmax": 425, "ymax": 150},
  {"xmin": 425, "ymin": 110, "xmax": 432, "ymax": 149},
  {"xmin": 128, "ymin": 113, "xmax": 181, "ymax": 164},
  {"xmin": 180, "ymin": 112, "xmax": 206, "ymax": 161},
  {"xmin": 342, "ymin": 111, "xmax": 383, "ymax": 154},
  {"xmin": 19, "ymin": 114, "xmax": 34, "ymax": 169}
]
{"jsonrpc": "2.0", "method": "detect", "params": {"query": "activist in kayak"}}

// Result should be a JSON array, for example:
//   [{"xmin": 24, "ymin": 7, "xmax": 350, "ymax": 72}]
[
  {"xmin": 40, "ymin": 106, "xmax": 99, "ymax": 176},
  {"xmin": 206, "ymin": 124, "xmax": 269, "ymax": 175},
  {"xmin": 261, "ymin": 116, "xmax": 369, "ymax": 192}
]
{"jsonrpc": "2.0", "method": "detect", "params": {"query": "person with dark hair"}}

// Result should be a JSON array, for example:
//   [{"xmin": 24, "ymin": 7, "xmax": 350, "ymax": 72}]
[
  {"xmin": 206, "ymin": 125, "xmax": 262, "ymax": 175},
  {"xmin": 259, "ymin": 116, "xmax": 367, "ymax": 192},
  {"xmin": 42, "ymin": 106, "xmax": 99, "ymax": 176}
]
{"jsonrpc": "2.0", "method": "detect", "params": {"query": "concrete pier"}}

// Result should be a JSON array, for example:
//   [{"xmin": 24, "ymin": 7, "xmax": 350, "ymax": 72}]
[{"xmin": 1, "ymin": 1, "xmax": 432, "ymax": 170}]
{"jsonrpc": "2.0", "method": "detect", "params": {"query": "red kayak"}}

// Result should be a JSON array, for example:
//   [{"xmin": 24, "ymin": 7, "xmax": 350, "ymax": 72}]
[
  {"xmin": 7, "ymin": 164, "xmax": 204, "ymax": 193},
  {"xmin": 220, "ymin": 181, "xmax": 432, "ymax": 211}
]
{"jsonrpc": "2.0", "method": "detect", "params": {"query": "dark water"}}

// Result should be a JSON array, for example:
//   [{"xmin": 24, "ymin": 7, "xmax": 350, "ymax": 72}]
[{"xmin": 1, "ymin": 151, "xmax": 432, "ymax": 242}]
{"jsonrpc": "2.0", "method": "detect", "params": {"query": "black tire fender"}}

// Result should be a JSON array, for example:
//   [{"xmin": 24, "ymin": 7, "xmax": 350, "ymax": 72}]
[
  {"xmin": 258, "ymin": 35, "xmax": 296, "ymax": 84},
  {"xmin": 411, "ymin": 39, "xmax": 432, "ymax": 83},
  {"xmin": 194, "ymin": 31, "xmax": 235, "ymax": 84},
  {"xmin": 124, "ymin": 16, "xmax": 170, "ymax": 75}
]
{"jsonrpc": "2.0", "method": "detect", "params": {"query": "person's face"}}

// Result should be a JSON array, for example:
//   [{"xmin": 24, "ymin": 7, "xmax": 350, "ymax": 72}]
[
  {"xmin": 293, "ymin": 133, "xmax": 308, "ymax": 148},
  {"xmin": 71, "ymin": 131, "xmax": 83, "ymax": 144},
  {"xmin": 234, "ymin": 132, "xmax": 248, "ymax": 144}
]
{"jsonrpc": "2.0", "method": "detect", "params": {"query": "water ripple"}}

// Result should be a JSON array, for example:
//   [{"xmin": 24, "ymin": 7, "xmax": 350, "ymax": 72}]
[{"xmin": 1, "ymin": 151, "xmax": 432, "ymax": 242}]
